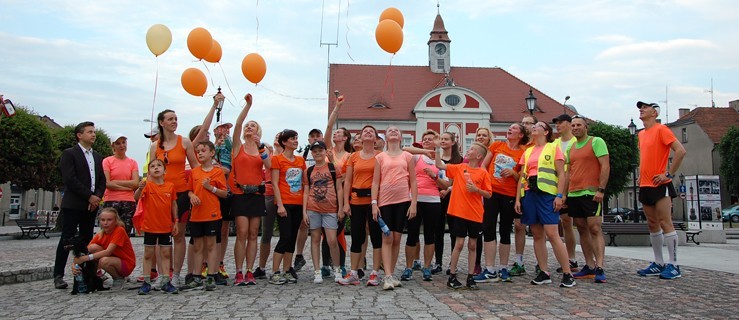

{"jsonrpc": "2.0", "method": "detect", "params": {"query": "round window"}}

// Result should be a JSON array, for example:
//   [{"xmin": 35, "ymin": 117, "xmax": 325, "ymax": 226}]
[{"xmin": 445, "ymin": 94, "xmax": 460, "ymax": 106}]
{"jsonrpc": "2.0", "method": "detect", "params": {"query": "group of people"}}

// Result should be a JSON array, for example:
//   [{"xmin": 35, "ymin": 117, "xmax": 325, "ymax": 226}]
[{"xmin": 52, "ymin": 93, "xmax": 686, "ymax": 293}]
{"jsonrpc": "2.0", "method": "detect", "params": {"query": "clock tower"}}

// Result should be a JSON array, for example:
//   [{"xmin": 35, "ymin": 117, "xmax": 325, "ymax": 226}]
[{"xmin": 428, "ymin": 12, "xmax": 451, "ymax": 74}]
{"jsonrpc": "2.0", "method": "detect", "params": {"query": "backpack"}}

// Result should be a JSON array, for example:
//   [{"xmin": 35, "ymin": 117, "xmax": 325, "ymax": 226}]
[{"xmin": 307, "ymin": 162, "xmax": 338, "ymax": 200}]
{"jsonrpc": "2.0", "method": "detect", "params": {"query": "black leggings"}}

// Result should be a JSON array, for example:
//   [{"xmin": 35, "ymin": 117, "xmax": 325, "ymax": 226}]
[
  {"xmin": 274, "ymin": 204, "xmax": 302, "ymax": 254},
  {"xmin": 476, "ymin": 193, "xmax": 516, "ymax": 265},
  {"xmin": 322, "ymin": 216, "xmax": 347, "ymax": 267},
  {"xmin": 434, "ymin": 193, "xmax": 453, "ymax": 266},
  {"xmin": 406, "ymin": 202, "xmax": 440, "ymax": 246},
  {"xmin": 349, "ymin": 204, "xmax": 382, "ymax": 253}
]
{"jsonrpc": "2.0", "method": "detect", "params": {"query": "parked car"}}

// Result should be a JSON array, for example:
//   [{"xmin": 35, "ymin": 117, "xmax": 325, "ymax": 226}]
[{"xmin": 722, "ymin": 204, "xmax": 739, "ymax": 223}]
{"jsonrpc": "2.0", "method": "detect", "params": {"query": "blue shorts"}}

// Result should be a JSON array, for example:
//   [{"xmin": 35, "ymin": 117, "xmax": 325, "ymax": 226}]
[{"xmin": 520, "ymin": 190, "xmax": 560, "ymax": 225}]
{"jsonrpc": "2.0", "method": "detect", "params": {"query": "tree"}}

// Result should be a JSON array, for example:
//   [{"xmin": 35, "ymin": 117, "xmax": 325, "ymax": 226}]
[
  {"xmin": 46, "ymin": 125, "xmax": 114, "ymax": 190},
  {"xmin": 718, "ymin": 126, "xmax": 739, "ymax": 198},
  {"xmin": 588, "ymin": 121, "xmax": 638, "ymax": 213},
  {"xmin": 0, "ymin": 107, "xmax": 57, "ymax": 190}
]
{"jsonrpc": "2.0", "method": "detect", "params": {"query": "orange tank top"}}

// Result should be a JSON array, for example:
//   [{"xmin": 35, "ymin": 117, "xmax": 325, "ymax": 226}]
[
  {"xmin": 155, "ymin": 135, "xmax": 189, "ymax": 193},
  {"xmin": 232, "ymin": 146, "xmax": 265, "ymax": 195}
]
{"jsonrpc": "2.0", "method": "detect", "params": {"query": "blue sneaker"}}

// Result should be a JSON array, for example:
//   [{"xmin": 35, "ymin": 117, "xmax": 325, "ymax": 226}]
[
  {"xmin": 400, "ymin": 268, "xmax": 413, "ymax": 281},
  {"xmin": 637, "ymin": 262, "xmax": 664, "ymax": 277},
  {"xmin": 594, "ymin": 267, "xmax": 606, "ymax": 283},
  {"xmin": 473, "ymin": 269, "xmax": 497, "ymax": 283},
  {"xmin": 499, "ymin": 268, "xmax": 512, "ymax": 282},
  {"xmin": 341, "ymin": 266, "xmax": 347, "ymax": 277},
  {"xmin": 161, "ymin": 281, "xmax": 179, "ymax": 294},
  {"xmin": 421, "ymin": 267, "xmax": 432, "ymax": 281},
  {"xmin": 321, "ymin": 266, "xmax": 332, "ymax": 278},
  {"xmin": 659, "ymin": 264, "xmax": 681, "ymax": 279},
  {"xmin": 412, "ymin": 260, "xmax": 423, "ymax": 271},
  {"xmin": 573, "ymin": 265, "xmax": 595, "ymax": 279},
  {"xmin": 138, "ymin": 282, "xmax": 151, "ymax": 295}
]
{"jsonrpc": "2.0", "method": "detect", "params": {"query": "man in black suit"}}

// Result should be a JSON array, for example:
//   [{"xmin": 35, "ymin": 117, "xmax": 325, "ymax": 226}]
[{"xmin": 53, "ymin": 121, "xmax": 107, "ymax": 289}]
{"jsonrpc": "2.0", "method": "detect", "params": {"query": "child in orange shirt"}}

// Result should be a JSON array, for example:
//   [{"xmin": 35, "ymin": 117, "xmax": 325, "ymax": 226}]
[
  {"xmin": 435, "ymin": 142, "xmax": 492, "ymax": 290},
  {"xmin": 185, "ymin": 141, "xmax": 228, "ymax": 290},
  {"xmin": 134, "ymin": 159, "xmax": 179, "ymax": 294}
]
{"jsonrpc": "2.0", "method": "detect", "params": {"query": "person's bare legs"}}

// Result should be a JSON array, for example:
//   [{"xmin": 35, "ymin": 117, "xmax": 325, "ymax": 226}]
[
  {"xmin": 560, "ymin": 214, "xmax": 577, "ymax": 264},
  {"xmin": 173, "ymin": 222, "xmax": 187, "ymax": 276},
  {"xmin": 246, "ymin": 217, "xmax": 261, "ymax": 271},
  {"xmin": 574, "ymin": 218, "xmax": 595, "ymax": 267}
]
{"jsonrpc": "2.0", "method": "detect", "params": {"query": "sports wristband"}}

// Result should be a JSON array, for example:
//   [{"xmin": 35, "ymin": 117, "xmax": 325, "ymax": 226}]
[
  {"xmin": 371, "ymin": 200, "xmax": 378, "ymax": 205},
  {"xmin": 212, "ymin": 186, "xmax": 217, "ymax": 193},
  {"xmin": 88, "ymin": 254, "xmax": 94, "ymax": 261},
  {"xmin": 556, "ymin": 193, "xmax": 563, "ymax": 198}
]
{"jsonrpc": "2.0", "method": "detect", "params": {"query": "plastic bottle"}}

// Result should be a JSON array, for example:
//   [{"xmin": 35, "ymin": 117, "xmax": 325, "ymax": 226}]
[
  {"xmin": 377, "ymin": 216, "xmax": 391, "ymax": 236},
  {"xmin": 75, "ymin": 264, "xmax": 88, "ymax": 293},
  {"xmin": 463, "ymin": 169, "xmax": 472, "ymax": 184}
]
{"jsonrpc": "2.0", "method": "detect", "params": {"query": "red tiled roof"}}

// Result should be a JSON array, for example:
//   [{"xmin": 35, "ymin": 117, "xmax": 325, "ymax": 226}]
[
  {"xmin": 670, "ymin": 107, "xmax": 739, "ymax": 144},
  {"xmin": 429, "ymin": 14, "xmax": 450, "ymax": 43},
  {"xmin": 328, "ymin": 64, "xmax": 574, "ymax": 123}
]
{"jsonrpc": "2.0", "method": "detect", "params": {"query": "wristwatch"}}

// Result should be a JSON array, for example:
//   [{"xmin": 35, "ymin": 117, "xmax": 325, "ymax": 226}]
[
  {"xmin": 665, "ymin": 172, "xmax": 674, "ymax": 179},
  {"xmin": 597, "ymin": 188, "xmax": 605, "ymax": 193}
]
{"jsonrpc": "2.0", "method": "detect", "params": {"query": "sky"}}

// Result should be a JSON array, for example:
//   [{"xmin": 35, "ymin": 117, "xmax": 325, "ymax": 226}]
[{"xmin": 1, "ymin": 0, "xmax": 738, "ymax": 168}]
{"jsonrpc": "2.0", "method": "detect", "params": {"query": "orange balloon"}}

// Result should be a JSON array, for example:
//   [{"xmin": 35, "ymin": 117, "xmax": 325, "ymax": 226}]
[
  {"xmin": 379, "ymin": 7, "xmax": 404, "ymax": 29},
  {"xmin": 241, "ymin": 53, "xmax": 267, "ymax": 84},
  {"xmin": 204, "ymin": 40, "xmax": 222, "ymax": 63},
  {"xmin": 181, "ymin": 68, "xmax": 208, "ymax": 96},
  {"xmin": 375, "ymin": 20, "xmax": 403, "ymax": 54},
  {"xmin": 187, "ymin": 27, "xmax": 213, "ymax": 60}
]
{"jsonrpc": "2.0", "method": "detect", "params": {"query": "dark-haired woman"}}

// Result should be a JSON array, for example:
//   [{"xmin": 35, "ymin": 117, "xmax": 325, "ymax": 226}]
[{"xmin": 432, "ymin": 132, "xmax": 462, "ymax": 275}]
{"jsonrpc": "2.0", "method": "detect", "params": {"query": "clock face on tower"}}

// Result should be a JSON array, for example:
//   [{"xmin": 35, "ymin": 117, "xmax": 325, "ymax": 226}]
[{"xmin": 435, "ymin": 43, "xmax": 447, "ymax": 55}]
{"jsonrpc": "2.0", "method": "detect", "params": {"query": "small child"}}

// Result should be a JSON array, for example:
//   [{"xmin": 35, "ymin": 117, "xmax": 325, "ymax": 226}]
[
  {"xmin": 435, "ymin": 142, "xmax": 492, "ymax": 290},
  {"xmin": 186, "ymin": 141, "xmax": 228, "ymax": 291},
  {"xmin": 134, "ymin": 159, "xmax": 179, "ymax": 294}
]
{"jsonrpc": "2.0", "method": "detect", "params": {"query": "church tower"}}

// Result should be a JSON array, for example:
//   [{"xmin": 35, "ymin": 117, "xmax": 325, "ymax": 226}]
[{"xmin": 428, "ymin": 11, "xmax": 451, "ymax": 74}]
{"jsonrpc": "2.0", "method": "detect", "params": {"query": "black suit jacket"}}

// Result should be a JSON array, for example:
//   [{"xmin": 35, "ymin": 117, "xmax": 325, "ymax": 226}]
[{"xmin": 59, "ymin": 144, "xmax": 106, "ymax": 210}]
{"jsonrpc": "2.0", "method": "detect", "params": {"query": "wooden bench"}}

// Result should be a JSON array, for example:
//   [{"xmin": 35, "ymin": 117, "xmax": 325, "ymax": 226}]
[
  {"xmin": 15, "ymin": 219, "xmax": 52, "ymax": 239},
  {"xmin": 601, "ymin": 221, "xmax": 701, "ymax": 246}
]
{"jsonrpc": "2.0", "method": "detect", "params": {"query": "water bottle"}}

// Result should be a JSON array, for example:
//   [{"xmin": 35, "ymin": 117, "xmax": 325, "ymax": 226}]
[
  {"xmin": 463, "ymin": 169, "xmax": 473, "ymax": 184},
  {"xmin": 75, "ymin": 264, "xmax": 88, "ymax": 293},
  {"xmin": 377, "ymin": 216, "xmax": 391, "ymax": 236}
]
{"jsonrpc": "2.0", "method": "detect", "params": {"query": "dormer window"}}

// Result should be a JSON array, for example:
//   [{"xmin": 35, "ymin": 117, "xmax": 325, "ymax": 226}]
[{"xmin": 370, "ymin": 103, "xmax": 387, "ymax": 109}]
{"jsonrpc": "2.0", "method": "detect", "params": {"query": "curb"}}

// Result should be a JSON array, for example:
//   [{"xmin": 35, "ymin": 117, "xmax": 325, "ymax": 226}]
[{"xmin": 1, "ymin": 266, "xmax": 53, "ymax": 286}]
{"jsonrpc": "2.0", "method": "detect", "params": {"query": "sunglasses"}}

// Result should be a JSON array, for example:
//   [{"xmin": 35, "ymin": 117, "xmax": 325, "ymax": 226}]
[
  {"xmin": 163, "ymin": 151, "xmax": 169, "ymax": 165},
  {"xmin": 521, "ymin": 121, "xmax": 535, "ymax": 125},
  {"xmin": 572, "ymin": 115, "xmax": 585, "ymax": 120}
]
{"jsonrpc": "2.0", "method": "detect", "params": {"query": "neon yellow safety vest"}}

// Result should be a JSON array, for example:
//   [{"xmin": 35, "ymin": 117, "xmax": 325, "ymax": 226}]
[
  {"xmin": 521, "ymin": 142, "xmax": 559, "ymax": 195},
  {"xmin": 553, "ymin": 137, "xmax": 573, "ymax": 172}
]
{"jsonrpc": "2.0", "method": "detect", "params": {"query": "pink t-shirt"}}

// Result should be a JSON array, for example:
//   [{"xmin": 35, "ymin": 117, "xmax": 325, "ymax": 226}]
[
  {"xmin": 376, "ymin": 151, "xmax": 413, "ymax": 207},
  {"xmin": 103, "ymin": 156, "xmax": 139, "ymax": 202},
  {"xmin": 414, "ymin": 155, "xmax": 440, "ymax": 202},
  {"xmin": 519, "ymin": 144, "xmax": 564, "ymax": 177}
]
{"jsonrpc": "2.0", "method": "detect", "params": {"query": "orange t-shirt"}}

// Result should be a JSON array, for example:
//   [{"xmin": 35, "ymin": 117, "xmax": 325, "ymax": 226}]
[
  {"xmin": 375, "ymin": 151, "xmax": 413, "ymax": 207},
  {"xmin": 347, "ymin": 151, "xmax": 379, "ymax": 205},
  {"xmin": 155, "ymin": 135, "xmax": 189, "ymax": 193},
  {"xmin": 232, "ymin": 147, "xmax": 265, "ymax": 195},
  {"xmin": 335, "ymin": 152, "xmax": 351, "ymax": 174},
  {"xmin": 487, "ymin": 141, "xmax": 524, "ymax": 197},
  {"xmin": 446, "ymin": 163, "xmax": 492, "ymax": 223},
  {"xmin": 271, "ymin": 154, "xmax": 306, "ymax": 205},
  {"xmin": 188, "ymin": 166, "xmax": 227, "ymax": 222},
  {"xmin": 638, "ymin": 123, "xmax": 676, "ymax": 187},
  {"xmin": 305, "ymin": 163, "xmax": 343, "ymax": 213},
  {"xmin": 89, "ymin": 226, "xmax": 136, "ymax": 271},
  {"xmin": 140, "ymin": 181, "xmax": 175, "ymax": 233}
]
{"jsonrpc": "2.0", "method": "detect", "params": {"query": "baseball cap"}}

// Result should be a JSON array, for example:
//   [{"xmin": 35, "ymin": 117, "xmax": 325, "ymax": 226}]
[
  {"xmin": 552, "ymin": 114, "xmax": 573, "ymax": 123},
  {"xmin": 214, "ymin": 123, "xmax": 233, "ymax": 136},
  {"xmin": 308, "ymin": 128, "xmax": 323, "ymax": 136},
  {"xmin": 111, "ymin": 134, "xmax": 127, "ymax": 143},
  {"xmin": 637, "ymin": 101, "xmax": 660, "ymax": 112},
  {"xmin": 144, "ymin": 128, "xmax": 159, "ymax": 138},
  {"xmin": 310, "ymin": 140, "xmax": 327, "ymax": 150}
]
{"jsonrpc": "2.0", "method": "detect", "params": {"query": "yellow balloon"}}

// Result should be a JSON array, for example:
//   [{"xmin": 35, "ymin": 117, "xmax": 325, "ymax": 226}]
[{"xmin": 146, "ymin": 24, "xmax": 172, "ymax": 57}]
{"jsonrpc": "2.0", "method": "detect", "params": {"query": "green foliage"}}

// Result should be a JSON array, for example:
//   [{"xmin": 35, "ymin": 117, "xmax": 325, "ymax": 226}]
[
  {"xmin": 718, "ymin": 126, "xmax": 739, "ymax": 197},
  {"xmin": 0, "ymin": 107, "xmax": 57, "ymax": 190},
  {"xmin": 588, "ymin": 121, "xmax": 638, "ymax": 197},
  {"xmin": 46, "ymin": 125, "xmax": 113, "ymax": 190}
]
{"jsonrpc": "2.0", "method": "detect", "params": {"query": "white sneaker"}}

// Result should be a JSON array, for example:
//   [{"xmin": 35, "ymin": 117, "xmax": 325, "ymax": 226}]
[
  {"xmin": 334, "ymin": 268, "xmax": 343, "ymax": 283},
  {"xmin": 313, "ymin": 270, "xmax": 323, "ymax": 284},
  {"xmin": 383, "ymin": 276, "xmax": 395, "ymax": 290},
  {"xmin": 171, "ymin": 274, "xmax": 182, "ymax": 288}
]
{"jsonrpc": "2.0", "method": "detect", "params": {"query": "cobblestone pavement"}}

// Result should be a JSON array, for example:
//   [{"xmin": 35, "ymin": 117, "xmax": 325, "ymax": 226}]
[{"xmin": 0, "ymin": 235, "xmax": 737, "ymax": 319}]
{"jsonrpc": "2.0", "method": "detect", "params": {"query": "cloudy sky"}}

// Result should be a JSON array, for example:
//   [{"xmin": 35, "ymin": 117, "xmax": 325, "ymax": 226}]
[{"xmin": 1, "ymin": 0, "xmax": 737, "ymax": 167}]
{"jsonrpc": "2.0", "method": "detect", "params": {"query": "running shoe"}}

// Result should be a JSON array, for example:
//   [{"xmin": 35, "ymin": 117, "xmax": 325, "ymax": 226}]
[
  {"xmin": 557, "ymin": 260, "xmax": 579, "ymax": 273},
  {"xmin": 530, "ymin": 271, "xmax": 552, "ymax": 285},
  {"xmin": 412, "ymin": 260, "xmax": 423, "ymax": 271},
  {"xmin": 294, "ymin": 255, "xmax": 307, "ymax": 271},
  {"xmin": 401, "ymin": 268, "xmax": 413, "ymax": 281},
  {"xmin": 136, "ymin": 269, "xmax": 159, "ymax": 283},
  {"xmin": 473, "ymin": 264, "xmax": 482, "ymax": 276},
  {"xmin": 338, "ymin": 272, "xmax": 360, "ymax": 285},
  {"xmin": 183, "ymin": 273, "xmax": 203, "ymax": 290},
  {"xmin": 510, "ymin": 262, "xmax": 526, "ymax": 276},
  {"xmin": 499, "ymin": 268, "xmax": 512, "ymax": 283},
  {"xmin": 111, "ymin": 278, "xmax": 126, "ymax": 290},
  {"xmin": 321, "ymin": 265, "xmax": 332, "ymax": 278},
  {"xmin": 161, "ymin": 280, "xmax": 179, "ymax": 294},
  {"xmin": 473, "ymin": 269, "xmax": 498, "ymax": 283},
  {"xmin": 334, "ymin": 268, "xmax": 343, "ymax": 283},
  {"xmin": 234, "ymin": 271, "xmax": 246, "ymax": 286},
  {"xmin": 214, "ymin": 272, "xmax": 228, "ymax": 286},
  {"xmin": 313, "ymin": 270, "xmax": 323, "ymax": 284},
  {"xmin": 171, "ymin": 274, "xmax": 183, "ymax": 288},
  {"xmin": 201, "ymin": 263, "xmax": 208, "ymax": 278},
  {"xmin": 392, "ymin": 275, "xmax": 401, "ymax": 287},
  {"xmin": 637, "ymin": 262, "xmax": 664, "ymax": 277},
  {"xmin": 430, "ymin": 264, "xmax": 443, "ymax": 275},
  {"xmin": 447, "ymin": 276, "xmax": 463, "ymax": 289},
  {"xmin": 573, "ymin": 265, "xmax": 595, "ymax": 279},
  {"xmin": 253, "ymin": 267, "xmax": 267, "ymax": 279},
  {"xmin": 287, "ymin": 267, "xmax": 299, "ymax": 282},
  {"xmin": 367, "ymin": 272, "xmax": 380, "ymax": 286},
  {"xmin": 659, "ymin": 264, "xmax": 682, "ymax": 280},
  {"xmin": 560, "ymin": 273, "xmax": 576, "ymax": 288},
  {"xmin": 422, "ymin": 267, "xmax": 432, "ymax": 281},
  {"xmin": 284, "ymin": 272, "xmax": 297, "ymax": 284},
  {"xmin": 245, "ymin": 270, "xmax": 257, "ymax": 285},
  {"xmin": 466, "ymin": 277, "xmax": 479, "ymax": 290},
  {"xmin": 138, "ymin": 281, "xmax": 151, "ymax": 295},
  {"xmin": 219, "ymin": 264, "xmax": 229, "ymax": 279},
  {"xmin": 204, "ymin": 276, "xmax": 216, "ymax": 291},
  {"xmin": 594, "ymin": 267, "xmax": 606, "ymax": 283},
  {"xmin": 269, "ymin": 273, "xmax": 287, "ymax": 285},
  {"xmin": 382, "ymin": 276, "xmax": 395, "ymax": 290}
]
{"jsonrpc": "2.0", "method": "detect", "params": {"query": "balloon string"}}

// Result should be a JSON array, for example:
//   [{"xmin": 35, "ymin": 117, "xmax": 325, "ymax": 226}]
[
  {"xmin": 150, "ymin": 58, "xmax": 159, "ymax": 133},
  {"xmin": 201, "ymin": 60, "xmax": 216, "ymax": 89},
  {"xmin": 345, "ymin": 0, "xmax": 354, "ymax": 61},
  {"xmin": 258, "ymin": 85, "xmax": 327, "ymax": 101},
  {"xmin": 255, "ymin": 0, "xmax": 260, "ymax": 50},
  {"xmin": 218, "ymin": 63, "xmax": 242, "ymax": 109},
  {"xmin": 382, "ymin": 55, "xmax": 395, "ymax": 103}
]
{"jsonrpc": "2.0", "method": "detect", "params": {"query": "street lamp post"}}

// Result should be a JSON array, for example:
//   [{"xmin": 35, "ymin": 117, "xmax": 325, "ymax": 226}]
[
  {"xmin": 525, "ymin": 88, "xmax": 537, "ymax": 115},
  {"xmin": 628, "ymin": 118, "xmax": 639, "ymax": 223}
]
